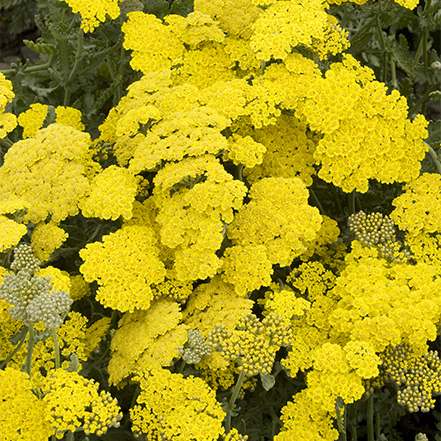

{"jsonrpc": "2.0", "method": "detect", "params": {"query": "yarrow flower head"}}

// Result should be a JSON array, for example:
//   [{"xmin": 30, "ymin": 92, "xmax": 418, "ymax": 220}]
[
  {"xmin": 60, "ymin": 0, "xmax": 120, "ymax": 32},
  {"xmin": 391, "ymin": 173, "xmax": 441, "ymax": 236},
  {"xmin": 0, "ymin": 368, "xmax": 53, "ymax": 441},
  {"xmin": 79, "ymin": 225, "xmax": 166, "ymax": 312},
  {"xmin": 130, "ymin": 368, "xmax": 225, "ymax": 440},
  {"xmin": 0, "ymin": 72, "xmax": 17, "ymax": 139},
  {"xmin": 43, "ymin": 369, "xmax": 122, "ymax": 438}
]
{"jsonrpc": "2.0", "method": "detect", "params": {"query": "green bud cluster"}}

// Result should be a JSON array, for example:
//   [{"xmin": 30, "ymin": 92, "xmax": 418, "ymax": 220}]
[
  {"xmin": 11, "ymin": 243, "xmax": 41, "ymax": 274},
  {"xmin": 208, "ymin": 313, "xmax": 289, "ymax": 377},
  {"xmin": 0, "ymin": 244, "xmax": 72, "ymax": 329},
  {"xmin": 348, "ymin": 211, "xmax": 395, "ymax": 246},
  {"xmin": 83, "ymin": 390, "xmax": 123, "ymax": 436},
  {"xmin": 179, "ymin": 329, "xmax": 212, "ymax": 364},
  {"xmin": 382, "ymin": 345, "xmax": 441, "ymax": 413}
]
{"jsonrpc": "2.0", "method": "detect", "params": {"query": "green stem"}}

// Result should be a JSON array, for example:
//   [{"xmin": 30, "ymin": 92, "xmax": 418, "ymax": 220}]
[
  {"xmin": 375, "ymin": 410, "xmax": 381, "ymax": 439},
  {"xmin": 0, "ymin": 327, "xmax": 28, "ymax": 369},
  {"xmin": 367, "ymin": 393, "xmax": 374, "ymax": 441},
  {"xmin": 349, "ymin": 190, "xmax": 356, "ymax": 215},
  {"xmin": 123, "ymin": 383, "xmax": 141, "ymax": 430},
  {"xmin": 178, "ymin": 358, "xmax": 186, "ymax": 374},
  {"xmin": 225, "ymin": 369, "xmax": 246, "ymax": 434},
  {"xmin": 25, "ymin": 325, "xmax": 35, "ymax": 376},
  {"xmin": 310, "ymin": 188, "xmax": 325, "ymax": 215},
  {"xmin": 428, "ymin": 145, "xmax": 441, "ymax": 175},
  {"xmin": 64, "ymin": 31, "xmax": 84, "ymax": 106},
  {"xmin": 237, "ymin": 164, "xmax": 244, "ymax": 182},
  {"xmin": 390, "ymin": 57, "xmax": 397, "ymax": 89},
  {"xmin": 408, "ymin": 84, "xmax": 437, "ymax": 116},
  {"xmin": 0, "ymin": 54, "xmax": 54, "ymax": 76},
  {"xmin": 350, "ymin": 14, "xmax": 377, "ymax": 47},
  {"xmin": 52, "ymin": 329, "xmax": 61, "ymax": 369}
]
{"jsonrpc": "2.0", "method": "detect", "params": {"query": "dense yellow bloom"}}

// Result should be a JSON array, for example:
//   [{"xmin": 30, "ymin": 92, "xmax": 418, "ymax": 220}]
[
  {"xmin": 0, "ymin": 73, "xmax": 17, "ymax": 139},
  {"xmin": 0, "ymin": 123, "xmax": 92, "ymax": 223},
  {"xmin": 122, "ymin": 12, "xmax": 185, "ymax": 73},
  {"xmin": 287, "ymin": 261, "xmax": 337, "ymax": 301},
  {"xmin": 328, "ymin": 241, "xmax": 441, "ymax": 352},
  {"xmin": 250, "ymin": 0, "xmax": 333, "ymax": 61},
  {"xmin": 228, "ymin": 177, "xmax": 322, "ymax": 266},
  {"xmin": 79, "ymin": 225, "xmax": 166, "ymax": 312},
  {"xmin": 391, "ymin": 173, "xmax": 441, "ymax": 235},
  {"xmin": 222, "ymin": 244, "xmax": 274, "ymax": 296},
  {"xmin": 131, "ymin": 368, "xmax": 225, "ymax": 440},
  {"xmin": 60, "ymin": 0, "xmax": 120, "ymax": 32},
  {"xmin": 310, "ymin": 56, "xmax": 428, "ymax": 193},
  {"xmin": 244, "ymin": 114, "xmax": 317, "ymax": 187},
  {"xmin": 0, "ymin": 368, "xmax": 53, "ymax": 441},
  {"xmin": 195, "ymin": 0, "xmax": 261, "ymax": 39},
  {"xmin": 276, "ymin": 389, "xmax": 339, "ymax": 441},
  {"xmin": 152, "ymin": 156, "xmax": 246, "ymax": 282},
  {"xmin": 17, "ymin": 103, "xmax": 48, "ymax": 138},
  {"xmin": 108, "ymin": 298, "xmax": 187, "ymax": 385},
  {"xmin": 79, "ymin": 165, "xmax": 138, "ymax": 220},
  {"xmin": 263, "ymin": 288, "xmax": 310, "ymax": 324},
  {"xmin": 69, "ymin": 274, "xmax": 91, "ymax": 301},
  {"xmin": 31, "ymin": 221, "xmax": 68, "ymax": 262},
  {"xmin": 84, "ymin": 316, "xmax": 111, "ymax": 357},
  {"xmin": 43, "ymin": 369, "xmax": 122, "ymax": 438},
  {"xmin": 300, "ymin": 215, "xmax": 341, "ymax": 261},
  {"xmin": 18, "ymin": 104, "xmax": 85, "ymax": 138},
  {"xmin": 0, "ymin": 215, "xmax": 27, "ymax": 252},
  {"xmin": 224, "ymin": 133, "xmax": 266, "ymax": 168},
  {"xmin": 55, "ymin": 106, "xmax": 85, "ymax": 131}
]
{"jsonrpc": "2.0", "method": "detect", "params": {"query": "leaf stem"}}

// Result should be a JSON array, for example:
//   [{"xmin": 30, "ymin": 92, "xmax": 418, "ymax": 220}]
[
  {"xmin": 0, "ymin": 327, "xmax": 28, "ymax": 369},
  {"xmin": 225, "ymin": 369, "xmax": 246, "ymax": 433},
  {"xmin": 52, "ymin": 329, "xmax": 61, "ymax": 369}
]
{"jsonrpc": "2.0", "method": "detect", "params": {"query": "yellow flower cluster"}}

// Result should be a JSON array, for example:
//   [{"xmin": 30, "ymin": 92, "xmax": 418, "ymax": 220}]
[
  {"xmin": 0, "ymin": 123, "xmax": 92, "ymax": 223},
  {"xmin": 328, "ymin": 242, "xmax": 441, "ymax": 353},
  {"xmin": 243, "ymin": 114, "xmax": 317, "ymax": 187},
  {"xmin": 0, "ymin": 73, "xmax": 17, "ymax": 139},
  {"xmin": 43, "ymin": 369, "xmax": 122, "ymax": 438},
  {"xmin": 0, "ymin": 198, "xmax": 29, "ymax": 252},
  {"xmin": 183, "ymin": 276, "xmax": 254, "ymax": 370},
  {"xmin": 80, "ymin": 225, "xmax": 166, "ymax": 312},
  {"xmin": 0, "ymin": 368, "xmax": 53, "ymax": 441},
  {"xmin": 250, "ymin": 0, "xmax": 348, "ymax": 61},
  {"xmin": 391, "ymin": 173, "xmax": 441, "ymax": 235},
  {"xmin": 287, "ymin": 261, "xmax": 337, "ymax": 301},
  {"xmin": 108, "ymin": 297, "xmax": 187, "ymax": 385},
  {"xmin": 60, "ymin": 0, "xmax": 120, "ymax": 32},
  {"xmin": 152, "ymin": 155, "xmax": 247, "ymax": 282},
  {"xmin": 307, "ymin": 56, "xmax": 429, "ymax": 193},
  {"xmin": 31, "ymin": 221, "xmax": 68, "ymax": 262},
  {"xmin": 227, "ymin": 177, "xmax": 322, "ymax": 266},
  {"xmin": 18, "ymin": 104, "xmax": 85, "ymax": 138},
  {"xmin": 275, "ymin": 389, "xmax": 339, "ymax": 441},
  {"xmin": 131, "ymin": 368, "xmax": 225, "ymax": 440},
  {"xmin": 79, "ymin": 165, "xmax": 138, "ymax": 220}
]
